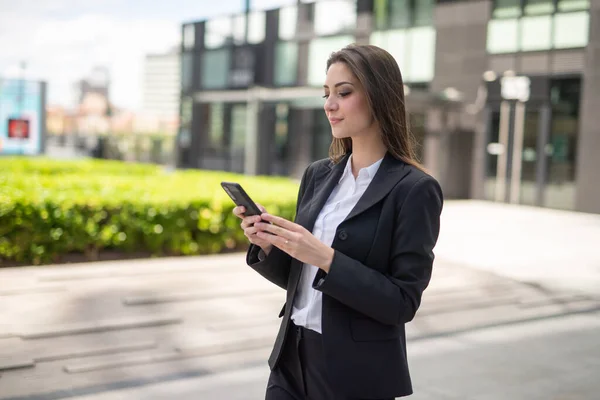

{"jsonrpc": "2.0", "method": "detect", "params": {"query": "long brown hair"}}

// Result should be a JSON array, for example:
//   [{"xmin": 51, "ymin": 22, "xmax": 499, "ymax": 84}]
[{"xmin": 326, "ymin": 44, "xmax": 423, "ymax": 171}]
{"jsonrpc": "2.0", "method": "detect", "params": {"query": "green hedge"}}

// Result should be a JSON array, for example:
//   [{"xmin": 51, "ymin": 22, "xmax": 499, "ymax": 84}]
[{"xmin": 0, "ymin": 157, "xmax": 300, "ymax": 266}]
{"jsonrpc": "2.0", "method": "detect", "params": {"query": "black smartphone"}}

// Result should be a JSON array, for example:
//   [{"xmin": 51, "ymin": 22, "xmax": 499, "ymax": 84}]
[{"xmin": 220, "ymin": 182, "xmax": 263, "ymax": 217}]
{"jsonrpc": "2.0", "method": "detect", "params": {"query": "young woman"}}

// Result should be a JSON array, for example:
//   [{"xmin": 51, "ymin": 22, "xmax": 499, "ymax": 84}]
[{"xmin": 233, "ymin": 44, "xmax": 443, "ymax": 400}]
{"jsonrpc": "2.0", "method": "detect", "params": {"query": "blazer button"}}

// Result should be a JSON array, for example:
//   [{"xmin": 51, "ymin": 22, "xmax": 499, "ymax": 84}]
[{"xmin": 337, "ymin": 230, "xmax": 348, "ymax": 241}]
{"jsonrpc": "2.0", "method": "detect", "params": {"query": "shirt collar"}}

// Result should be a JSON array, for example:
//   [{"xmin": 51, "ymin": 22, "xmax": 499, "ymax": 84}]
[{"xmin": 340, "ymin": 154, "xmax": 384, "ymax": 181}]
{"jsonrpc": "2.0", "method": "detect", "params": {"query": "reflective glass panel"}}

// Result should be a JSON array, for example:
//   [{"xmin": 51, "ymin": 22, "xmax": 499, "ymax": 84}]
[
  {"xmin": 201, "ymin": 49, "xmax": 230, "ymax": 89},
  {"xmin": 487, "ymin": 18, "xmax": 519, "ymax": 53},
  {"xmin": 314, "ymin": 0, "xmax": 356, "ymax": 36},
  {"xmin": 520, "ymin": 15, "xmax": 552, "ymax": 51},
  {"xmin": 307, "ymin": 36, "xmax": 354, "ymax": 86},
  {"xmin": 554, "ymin": 11, "xmax": 590, "ymax": 48}
]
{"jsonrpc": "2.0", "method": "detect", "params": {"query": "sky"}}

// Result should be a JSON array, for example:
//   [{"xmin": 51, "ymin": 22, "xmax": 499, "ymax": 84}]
[{"xmin": 0, "ymin": 0, "xmax": 296, "ymax": 110}]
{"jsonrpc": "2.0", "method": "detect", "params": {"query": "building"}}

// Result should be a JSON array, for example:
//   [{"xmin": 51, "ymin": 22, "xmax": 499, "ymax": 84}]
[
  {"xmin": 178, "ymin": 0, "xmax": 599, "ymax": 214},
  {"xmin": 0, "ymin": 78, "xmax": 47, "ymax": 155},
  {"xmin": 140, "ymin": 49, "xmax": 181, "ymax": 135}
]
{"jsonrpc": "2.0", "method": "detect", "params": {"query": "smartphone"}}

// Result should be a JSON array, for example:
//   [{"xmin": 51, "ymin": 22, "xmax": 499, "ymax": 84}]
[{"xmin": 220, "ymin": 182, "xmax": 263, "ymax": 217}]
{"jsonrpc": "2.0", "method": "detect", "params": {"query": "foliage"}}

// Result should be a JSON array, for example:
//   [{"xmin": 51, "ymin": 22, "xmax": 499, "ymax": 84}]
[{"xmin": 0, "ymin": 157, "xmax": 299, "ymax": 265}]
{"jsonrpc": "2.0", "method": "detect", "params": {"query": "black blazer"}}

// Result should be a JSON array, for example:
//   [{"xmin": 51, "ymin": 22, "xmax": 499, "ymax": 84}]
[{"xmin": 246, "ymin": 152, "xmax": 443, "ymax": 398}]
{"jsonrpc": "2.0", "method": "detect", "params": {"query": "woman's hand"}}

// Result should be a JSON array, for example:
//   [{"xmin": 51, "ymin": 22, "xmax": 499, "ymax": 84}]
[
  {"xmin": 254, "ymin": 213, "xmax": 335, "ymax": 272},
  {"xmin": 233, "ymin": 204, "xmax": 273, "ymax": 256}
]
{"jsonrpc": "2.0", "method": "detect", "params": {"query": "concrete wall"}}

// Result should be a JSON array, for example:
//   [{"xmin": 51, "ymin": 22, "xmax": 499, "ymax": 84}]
[
  {"xmin": 430, "ymin": 0, "xmax": 492, "ymax": 198},
  {"xmin": 575, "ymin": 0, "xmax": 600, "ymax": 213}
]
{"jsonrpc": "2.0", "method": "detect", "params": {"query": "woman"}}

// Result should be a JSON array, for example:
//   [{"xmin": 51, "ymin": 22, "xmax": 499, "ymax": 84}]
[{"xmin": 233, "ymin": 44, "xmax": 443, "ymax": 400}]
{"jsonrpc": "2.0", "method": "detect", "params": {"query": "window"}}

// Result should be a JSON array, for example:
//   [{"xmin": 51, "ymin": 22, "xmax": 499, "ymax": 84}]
[
  {"xmin": 493, "ymin": 0, "xmax": 590, "ymax": 17},
  {"xmin": 414, "ymin": 0, "xmax": 435, "ymax": 26},
  {"xmin": 230, "ymin": 11, "xmax": 265, "ymax": 45},
  {"xmin": 557, "ymin": 0, "xmax": 590, "ymax": 11},
  {"xmin": 248, "ymin": 11, "xmax": 266, "ymax": 44},
  {"xmin": 181, "ymin": 52, "xmax": 194, "ymax": 90},
  {"xmin": 486, "ymin": 19, "xmax": 519, "ymax": 53},
  {"xmin": 231, "ymin": 105, "xmax": 247, "ymax": 151},
  {"xmin": 205, "ymin": 17, "xmax": 232, "ymax": 49},
  {"xmin": 370, "ymin": 27, "xmax": 435, "ymax": 83},
  {"xmin": 524, "ymin": 0, "xmax": 554, "ymax": 15},
  {"xmin": 493, "ymin": 0, "xmax": 521, "ymax": 18},
  {"xmin": 307, "ymin": 36, "xmax": 354, "ymax": 86},
  {"xmin": 408, "ymin": 27, "xmax": 435, "ymax": 82},
  {"xmin": 275, "ymin": 42, "xmax": 298, "ymax": 86},
  {"xmin": 314, "ymin": 0, "xmax": 356, "ymax": 36},
  {"xmin": 209, "ymin": 103, "xmax": 224, "ymax": 149},
  {"xmin": 233, "ymin": 15, "xmax": 246, "ymax": 45},
  {"xmin": 389, "ymin": 0, "xmax": 411, "ymax": 29},
  {"xmin": 554, "ymin": 11, "xmax": 590, "ymax": 48},
  {"xmin": 520, "ymin": 15, "xmax": 552, "ymax": 50},
  {"xmin": 487, "ymin": 8, "xmax": 589, "ymax": 53},
  {"xmin": 279, "ymin": 6, "xmax": 298, "ymax": 40},
  {"xmin": 183, "ymin": 24, "xmax": 195, "ymax": 49},
  {"xmin": 201, "ymin": 50, "xmax": 230, "ymax": 89},
  {"xmin": 370, "ymin": 30, "xmax": 408, "ymax": 74}
]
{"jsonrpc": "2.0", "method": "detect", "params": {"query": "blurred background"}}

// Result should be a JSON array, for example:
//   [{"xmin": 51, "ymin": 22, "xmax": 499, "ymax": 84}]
[{"xmin": 0, "ymin": 0, "xmax": 599, "ymax": 399}]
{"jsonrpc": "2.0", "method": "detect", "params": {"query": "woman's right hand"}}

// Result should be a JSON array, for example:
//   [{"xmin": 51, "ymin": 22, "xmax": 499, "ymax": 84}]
[{"xmin": 233, "ymin": 204, "xmax": 273, "ymax": 256}]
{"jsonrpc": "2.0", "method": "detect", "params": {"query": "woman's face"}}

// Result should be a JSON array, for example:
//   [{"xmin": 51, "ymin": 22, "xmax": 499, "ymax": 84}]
[{"xmin": 323, "ymin": 62, "xmax": 374, "ymax": 140}]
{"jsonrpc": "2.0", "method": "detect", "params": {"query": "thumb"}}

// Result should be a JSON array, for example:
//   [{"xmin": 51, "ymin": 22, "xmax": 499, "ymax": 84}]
[{"xmin": 256, "ymin": 203, "xmax": 267, "ymax": 213}]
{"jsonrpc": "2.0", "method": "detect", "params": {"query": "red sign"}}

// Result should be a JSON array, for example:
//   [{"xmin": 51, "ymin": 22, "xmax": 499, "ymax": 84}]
[{"xmin": 8, "ymin": 118, "xmax": 30, "ymax": 139}]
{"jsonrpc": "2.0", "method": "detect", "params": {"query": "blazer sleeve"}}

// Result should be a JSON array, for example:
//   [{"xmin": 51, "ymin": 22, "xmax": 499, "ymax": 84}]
[
  {"xmin": 246, "ymin": 163, "xmax": 313, "ymax": 290},
  {"xmin": 312, "ymin": 175, "xmax": 443, "ymax": 326}
]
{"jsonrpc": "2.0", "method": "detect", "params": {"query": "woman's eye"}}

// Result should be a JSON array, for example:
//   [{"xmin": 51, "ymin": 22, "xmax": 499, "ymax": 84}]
[
  {"xmin": 322, "ymin": 94, "xmax": 329, "ymax": 99},
  {"xmin": 339, "ymin": 92, "xmax": 350, "ymax": 97}
]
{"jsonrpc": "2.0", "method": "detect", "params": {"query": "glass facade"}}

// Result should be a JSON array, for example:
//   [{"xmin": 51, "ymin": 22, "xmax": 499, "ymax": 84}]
[
  {"xmin": 201, "ymin": 50, "xmax": 230, "ymax": 89},
  {"xmin": 275, "ymin": 42, "xmax": 298, "ymax": 86},
  {"xmin": 314, "ymin": 0, "xmax": 356, "ymax": 36},
  {"xmin": 208, "ymin": 103, "xmax": 225, "ymax": 149},
  {"xmin": 546, "ymin": 78, "xmax": 581, "ymax": 210},
  {"xmin": 525, "ymin": 0, "xmax": 554, "ymax": 15},
  {"xmin": 181, "ymin": 52, "xmax": 193, "ymax": 91},
  {"xmin": 279, "ymin": 6, "xmax": 297, "ymax": 40},
  {"xmin": 554, "ymin": 11, "xmax": 590, "ymax": 48},
  {"xmin": 483, "ymin": 77, "xmax": 582, "ymax": 211},
  {"xmin": 370, "ymin": 27, "xmax": 435, "ymax": 83},
  {"xmin": 183, "ymin": 24, "xmax": 195, "ymax": 49},
  {"xmin": 205, "ymin": 17, "xmax": 232, "ymax": 49},
  {"xmin": 520, "ymin": 15, "xmax": 553, "ymax": 51},
  {"xmin": 307, "ymin": 36, "xmax": 354, "ymax": 86},
  {"xmin": 558, "ymin": 0, "xmax": 590, "ymax": 11},
  {"xmin": 487, "ymin": 13, "xmax": 590, "ymax": 53},
  {"xmin": 374, "ymin": 0, "xmax": 435, "ymax": 29},
  {"xmin": 231, "ymin": 105, "xmax": 247, "ymax": 151},
  {"xmin": 493, "ymin": 0, "xmax": 521, "ymax": 18}
]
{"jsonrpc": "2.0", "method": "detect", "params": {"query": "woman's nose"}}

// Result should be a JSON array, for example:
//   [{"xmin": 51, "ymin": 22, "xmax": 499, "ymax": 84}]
[{"xmin": 324, "ymin": 97, "xmax": 338, "ymax": 112}]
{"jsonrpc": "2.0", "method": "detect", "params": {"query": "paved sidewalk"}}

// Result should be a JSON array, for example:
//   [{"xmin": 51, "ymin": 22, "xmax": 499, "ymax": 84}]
[
  {"xmin": 436, "ymin": 201, "xmax": 600, "ymax": 295},
  {"xmin": 0, "ymin": 200, "xmax": 599, "ymax": 399}
]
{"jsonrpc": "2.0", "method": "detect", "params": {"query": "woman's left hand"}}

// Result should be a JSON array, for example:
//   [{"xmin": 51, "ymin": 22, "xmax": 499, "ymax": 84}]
[{"xmin": 254, "ymin": 213, "xmax": 334, "ymax": 272}]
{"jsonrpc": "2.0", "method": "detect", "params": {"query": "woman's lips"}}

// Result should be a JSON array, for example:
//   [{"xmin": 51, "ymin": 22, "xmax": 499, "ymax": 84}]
[{"xmin": 329, "ymin": 118, "xmax": 343, "ymax": 125}]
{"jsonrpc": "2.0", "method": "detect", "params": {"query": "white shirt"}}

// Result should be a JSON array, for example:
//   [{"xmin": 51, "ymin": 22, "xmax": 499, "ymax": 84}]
[{"xmin": 290, "ymin": 155, "xmax": 384, "ymax": 333}]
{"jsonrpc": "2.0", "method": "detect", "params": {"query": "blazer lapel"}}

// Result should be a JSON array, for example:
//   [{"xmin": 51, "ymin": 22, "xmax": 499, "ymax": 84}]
[
  {"xmin": 304, "ymin": 154, "xmax": 349, "ymax": 233},
  {"xmin": 343, "ymin": 152, "xmax": 409, "ymax": 223}
]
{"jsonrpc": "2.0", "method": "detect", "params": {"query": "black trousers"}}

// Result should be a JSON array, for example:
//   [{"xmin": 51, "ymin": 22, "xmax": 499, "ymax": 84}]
[{"xmin": 265, "ymin": 323, "xmax": 394, "ymax": 400}]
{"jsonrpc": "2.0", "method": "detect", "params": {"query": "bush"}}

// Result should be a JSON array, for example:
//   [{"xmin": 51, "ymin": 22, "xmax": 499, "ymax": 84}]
[{"xmin": 0, "ymin": 157, "xmax": 300, "ymax": 266}]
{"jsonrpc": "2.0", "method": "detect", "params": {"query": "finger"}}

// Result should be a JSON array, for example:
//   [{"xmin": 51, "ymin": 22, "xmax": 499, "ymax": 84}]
[
  {"xmin": 241, "ymin": 215, "xmax": 262, "ymax": 229},
  {"xmin": 260, "ymin": 213, "xmax": 300, "ymax": 231},
  {"xmin": 233, "ymin": 206, "xmax": 246, "ymax": 218},
  {"xmin": 255, "ymin": 222, "xmax": 292, "ymax": 239},
  {"xmin": 256, "ymin": 231, "xmax": 289, "ymax": 250},
  {"xmin": 255, "ymin": 203, "xmax": 267, "ymax": 213}
]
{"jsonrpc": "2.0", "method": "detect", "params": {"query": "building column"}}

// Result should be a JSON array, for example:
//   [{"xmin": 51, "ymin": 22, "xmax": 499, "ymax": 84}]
[
  {"xmin": 244, "ymin": 96, "xmax": 259, "ymax": 175},
  {"xmin": 575, "ymin": 1, "xmax": 600, "ymax": 213}
]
